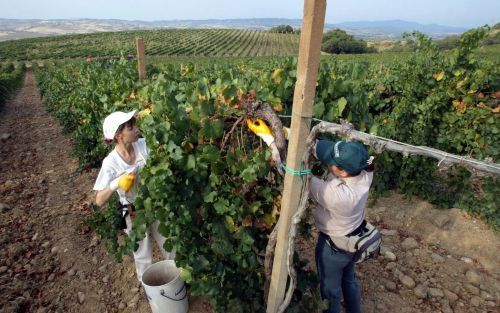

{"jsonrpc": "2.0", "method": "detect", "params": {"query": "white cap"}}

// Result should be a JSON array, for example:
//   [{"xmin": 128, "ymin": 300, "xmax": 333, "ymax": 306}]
[{"xmin": 103, "ymin": 110, "xmax": 137, "ymax": 140}]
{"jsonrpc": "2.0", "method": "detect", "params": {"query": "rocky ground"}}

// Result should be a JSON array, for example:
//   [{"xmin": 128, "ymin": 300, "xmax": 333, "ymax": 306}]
[
  {"xmin": 357, "ymin": 196, "xmax": 499, "ymax": 313},
  {"xmin": 296, "ymin": 193, "xmax": 500, "ymax": 313},
  {"xmin": 0, "ymin": 71, "xmax": 498, "ymax": 313}
]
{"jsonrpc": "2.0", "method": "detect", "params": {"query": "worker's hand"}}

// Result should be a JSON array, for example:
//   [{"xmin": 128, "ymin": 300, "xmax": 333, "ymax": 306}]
[
  {"xmin": 110, "ymin": 172, "xmax": 136, "ymax": 192},
  {"xmin": 247, "ymin": 118, "xmax": 275, "ymax": 146}
]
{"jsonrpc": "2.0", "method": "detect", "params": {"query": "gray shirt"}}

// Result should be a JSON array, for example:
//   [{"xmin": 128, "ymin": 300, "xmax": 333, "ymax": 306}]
[{"xmin": 310, "ymin": 171, "xmax": 373, "ymax": 237}]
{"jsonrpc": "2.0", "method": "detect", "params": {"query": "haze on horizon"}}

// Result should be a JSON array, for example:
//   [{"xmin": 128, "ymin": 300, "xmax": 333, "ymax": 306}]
[{"xmin": 0, "ymin": 0, "xmax": 498, "ymax": 29}]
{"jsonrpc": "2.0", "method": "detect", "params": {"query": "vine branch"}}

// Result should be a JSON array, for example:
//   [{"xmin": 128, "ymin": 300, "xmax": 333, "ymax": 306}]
[
  {"xmin": 239, "ymin": 99, "xmax": 287, "ymax": 161},
  {"xmin": 313, "ymin": 120, "xmax": 500, "ymax": 176},
  {"xmin": 220, "ymin": 115, "xmax": 245, "ymax": 151}
]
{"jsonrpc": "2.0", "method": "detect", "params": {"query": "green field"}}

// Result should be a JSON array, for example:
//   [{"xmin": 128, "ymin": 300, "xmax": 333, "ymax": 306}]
[
  {"xmin": 0, "ymin": 29, "xmax": 300, "ymax": 61},
  {"xmin": 1, "ymin": 28, "xmax": 499, "ymax": 65}
]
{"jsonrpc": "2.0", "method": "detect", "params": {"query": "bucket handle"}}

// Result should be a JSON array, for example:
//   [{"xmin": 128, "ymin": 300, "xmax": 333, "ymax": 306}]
[{"xmin": 159, "ymin": 284, "xmax": 187, "ymax": 301}]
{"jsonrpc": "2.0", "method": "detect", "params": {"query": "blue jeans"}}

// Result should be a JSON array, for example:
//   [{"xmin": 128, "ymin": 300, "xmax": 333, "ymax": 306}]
[{"xmin": 316, "ymin": 232, "xmax": 361, "ymax": 313}]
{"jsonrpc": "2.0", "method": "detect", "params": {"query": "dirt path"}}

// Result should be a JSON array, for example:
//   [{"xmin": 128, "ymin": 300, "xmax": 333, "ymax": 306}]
[
  {"xmin": 0, "ymin": 71, "xmax": 498, "ymax": 313},
  {"xmin": 0, "ymin": 71, "xmax": 209, "ymax": 313}
]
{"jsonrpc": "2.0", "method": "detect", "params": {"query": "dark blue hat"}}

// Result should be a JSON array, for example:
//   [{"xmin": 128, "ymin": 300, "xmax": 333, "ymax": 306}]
[{"xmin": 316, "ymin": 140, "xmax": 369, "ymax": 174}]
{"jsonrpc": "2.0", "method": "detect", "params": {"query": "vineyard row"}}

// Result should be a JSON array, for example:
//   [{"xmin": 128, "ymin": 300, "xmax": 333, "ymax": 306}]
[{"xmin": 0, "ymin": 29, "xmax": 300, "ymax": 61}]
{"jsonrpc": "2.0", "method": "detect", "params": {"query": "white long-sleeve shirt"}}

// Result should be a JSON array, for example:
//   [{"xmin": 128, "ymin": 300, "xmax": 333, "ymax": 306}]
[
  {"xmin": 93, "ymin": 138, "xmax": 149, "ymax": 205},
  {"xmin": 309, "ymin": 171, "xmax": 373, "ymax": 237}
]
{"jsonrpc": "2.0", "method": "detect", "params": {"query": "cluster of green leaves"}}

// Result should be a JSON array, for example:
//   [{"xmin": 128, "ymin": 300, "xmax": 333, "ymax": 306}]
[
  {"xmin": 124, "ymin": 66, "xmax": 286, "ymax": 312},
  {"xmin": 0, "ymin": 62, "xmax": 25, "ymax": 110},
  {"xmin": 313, "ymin": 60, "xmax": 379, "ymax": 130},
  {"xmin": 369, "ymin": 28, "xmax": 499, "ymax": 228},
  {"xmin": 35, "ymin": 57, "xmax": 140, "ymax": 168}
]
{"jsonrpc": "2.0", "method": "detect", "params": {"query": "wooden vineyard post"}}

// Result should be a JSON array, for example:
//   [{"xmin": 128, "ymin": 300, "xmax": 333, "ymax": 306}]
[
  {"xmin": 136, "ymin": 37, "xmax": 146, "ymax": 82},
  {"xmin": 266, "ymin": 0, "xmax": 326, "ymax": 312}
]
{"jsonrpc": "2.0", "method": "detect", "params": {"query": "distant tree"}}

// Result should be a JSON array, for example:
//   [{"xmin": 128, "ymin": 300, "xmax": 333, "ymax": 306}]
[
  {"xmin": 269, "ymin": 25, "xmax": 294, "ymax": 33},
  {"xmin": 492, "ymin": 22, "xmax": 500, "ymax": 30},
  {"xmin": 321, "ymin": 29, "xmax": 374, "ymax": 54}
]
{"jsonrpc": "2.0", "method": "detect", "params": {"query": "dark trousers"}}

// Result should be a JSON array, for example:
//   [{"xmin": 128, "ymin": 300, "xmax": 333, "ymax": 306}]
[{"xmin": 316, "ymin": 232, "xmax": 361, "ymax": 313}]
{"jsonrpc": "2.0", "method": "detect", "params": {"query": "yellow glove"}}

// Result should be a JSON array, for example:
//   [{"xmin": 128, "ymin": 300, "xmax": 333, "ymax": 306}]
[
  {"xmin": 246, "ymin": 118, "xmax": 275, "ymax": 146},
  {"xmin": 110, "ymin": 172, "xmax": 136, "ymax": 192}
]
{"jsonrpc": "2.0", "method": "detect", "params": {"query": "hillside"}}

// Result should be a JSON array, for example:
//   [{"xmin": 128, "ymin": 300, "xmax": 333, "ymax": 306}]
[{"xmin": 0, "ymin": 18, "xmax": 470, "ymax": 42}]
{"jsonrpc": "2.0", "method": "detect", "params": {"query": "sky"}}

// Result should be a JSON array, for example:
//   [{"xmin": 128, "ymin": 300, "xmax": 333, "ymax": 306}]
[{"xmin": 0, "ymin": 0, "xmax": 498, "ymax": 28}]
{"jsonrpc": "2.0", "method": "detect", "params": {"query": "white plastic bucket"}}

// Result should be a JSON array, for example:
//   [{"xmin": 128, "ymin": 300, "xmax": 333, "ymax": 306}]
[{"xmin": 142, "ymin": 260, "xmax": 189, "ymax": 313}]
